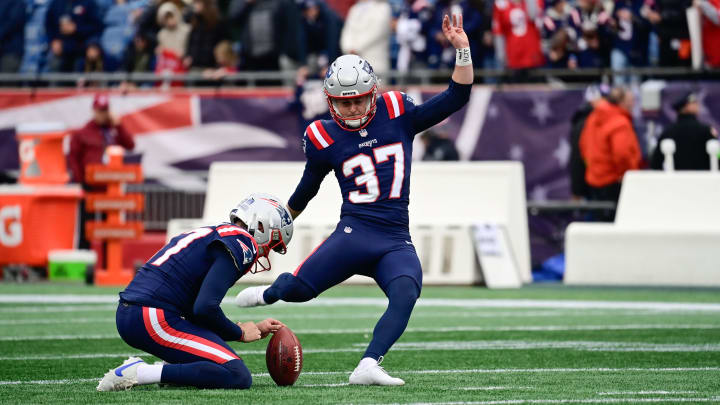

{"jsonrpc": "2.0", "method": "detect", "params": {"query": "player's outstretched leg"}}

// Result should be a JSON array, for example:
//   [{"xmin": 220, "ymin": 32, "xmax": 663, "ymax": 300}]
[
  {"xmin": 349, "ymin": 276, "xmax": 419, "ymax": 386},
  {"xmin": 235, "ymin": 272, "xmax": 316, "ymax": 307},
  {"xmin": 98, "ymin": 357, "xmax": 252, "ymax": 391}
]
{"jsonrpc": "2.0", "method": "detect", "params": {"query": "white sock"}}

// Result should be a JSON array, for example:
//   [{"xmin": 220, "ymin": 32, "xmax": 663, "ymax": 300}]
[
  {"xmin": 136, "ymin": 363, "xmax": 163, "ymax": 385},
  {"xmin": 257, "ymin": 286, "xmax": 268, "ymax": 305},
  {"xmin": 358, "ymin": 357, "xmax": 377, "ymax": 369}
]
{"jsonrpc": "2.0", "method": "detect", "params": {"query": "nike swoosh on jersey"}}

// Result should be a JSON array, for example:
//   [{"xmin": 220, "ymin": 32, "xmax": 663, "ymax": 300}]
[{"xmin": 114, "ymin": 360, "xmax": 144, "ymax": 377}]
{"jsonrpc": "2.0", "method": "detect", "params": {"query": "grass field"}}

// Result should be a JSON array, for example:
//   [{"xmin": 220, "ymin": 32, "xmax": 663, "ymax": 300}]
[{"xmin": 1, "ymin": 282, "xmax": 719, "ymax": 404}]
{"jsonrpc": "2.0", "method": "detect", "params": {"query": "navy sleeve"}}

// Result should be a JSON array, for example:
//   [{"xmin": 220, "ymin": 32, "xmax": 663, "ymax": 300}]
[
  {"xmin": 409, "ymin": 80, "xmax": 472, "ymax": 135},
  {"xmin": 287, "ymin": 134, "xmax": 332, "ymax": 212},
  {"xmin": 192, "ymin": 245, "xmax": 244, "ymax": 341}
]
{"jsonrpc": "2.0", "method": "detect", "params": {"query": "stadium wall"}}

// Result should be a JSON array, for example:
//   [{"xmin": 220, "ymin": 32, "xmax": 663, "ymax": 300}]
[{"xmin": 1, "ymin": 82, "xmax": 717, "ymax": 199}]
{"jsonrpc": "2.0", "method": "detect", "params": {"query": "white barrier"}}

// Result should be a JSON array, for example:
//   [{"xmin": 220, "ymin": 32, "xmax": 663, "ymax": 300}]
[
  {"xmin": 565, "ymin": 171, "xmax": 720, "ymax": 287},
  {"xmin": 169, "ymin": 161, "xmax": 531, "ymax": 286}
]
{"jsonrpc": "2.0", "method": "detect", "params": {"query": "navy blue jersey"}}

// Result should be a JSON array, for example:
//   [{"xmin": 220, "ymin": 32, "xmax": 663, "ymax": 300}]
[
  {"xmin": 288, "ymin": 80, "xmax": 471, "ymax": 230},
  {"xmin": 120, "ymin": 223, "xmax": 258, "ymax": 316}
]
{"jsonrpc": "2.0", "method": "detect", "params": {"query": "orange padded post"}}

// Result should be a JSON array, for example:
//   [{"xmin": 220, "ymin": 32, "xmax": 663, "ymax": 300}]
[{"xmin": 85, "ymin": 146, "xmax": 144, "ymax": 286}]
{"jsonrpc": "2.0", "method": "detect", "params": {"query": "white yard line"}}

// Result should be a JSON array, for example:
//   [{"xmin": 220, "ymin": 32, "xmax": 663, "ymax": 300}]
[
  {"xmin": 459, "ymin": 387, "xmax": 534, "ymax": 391},
  {"xmin": 298, "ymin": 383, "xmax": 351, "ymax": 387},
  {"xmin": 2, "ymin": 295, "xmax": 720, "ymax": 312},
  {"xmin": 0, "ymin": 318, "xmax": 111, "ymax": 325},
  {"xmin": 380, "ymin": 399, "xmax": 720, "ymax": 405},
  {"xmin": 0, "ymin": 310, "xmax": 690, "ymax": 324},
  {"xmin": 0, "ymin": 305, "xmax": 117, "ymax": 314},
  {"xmin": 2, "ymin": 324, "xmax": 718, "ymax": 341},
  {"xmin": 383, "ymin": 340, "xmax": 720, "ymax": 353},
  {"xmin": 5, "ymin": 337, "xmax": 720, "ymax": 360},
  {"xmin": 598, "ymin": 391, "xmax": 699, "ymax": 396},
  {"xmin": 1, "ymin": 367, "xmax": 719, "ymax": 386}
]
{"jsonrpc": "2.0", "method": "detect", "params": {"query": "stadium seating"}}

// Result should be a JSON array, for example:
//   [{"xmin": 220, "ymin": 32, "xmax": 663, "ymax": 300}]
[
  {"xmin": 169, "ymin": 161, "xmax": 531, "ymax": 286},
  {"xmin": 565, "ymin": 171, "xmax": 720, "ymax": 287}
]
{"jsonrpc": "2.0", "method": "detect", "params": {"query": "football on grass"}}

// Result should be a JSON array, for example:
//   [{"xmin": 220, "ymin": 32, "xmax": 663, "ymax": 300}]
[{"xmin": 266, "ymin": 326, "xmax": 303, "ymax": 386}]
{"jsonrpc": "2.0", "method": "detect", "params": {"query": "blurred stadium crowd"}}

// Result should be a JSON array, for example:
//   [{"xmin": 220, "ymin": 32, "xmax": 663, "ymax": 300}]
[{"xmin": 0, "ymin": 0, "xmax": 719, "ymax": 82}]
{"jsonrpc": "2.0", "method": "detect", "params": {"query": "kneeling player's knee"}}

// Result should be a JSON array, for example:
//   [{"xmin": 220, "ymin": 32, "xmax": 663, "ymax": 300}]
[
  {"xmin": 223, "ymin": 360, "xmax": 252, "ymax": 389},
  {"xmin": 276, "ymin": 273, "xmax": 316, "ymax": 302}
]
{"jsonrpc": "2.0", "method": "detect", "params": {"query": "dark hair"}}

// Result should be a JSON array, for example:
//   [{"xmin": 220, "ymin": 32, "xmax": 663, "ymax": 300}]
[
  {"xmin": 192, "ymin": 0, "xmax": 219, "ymax": 29},
  {"xmin": 606, "ymin": 86, "xmax": 629, "ymax": 105}
]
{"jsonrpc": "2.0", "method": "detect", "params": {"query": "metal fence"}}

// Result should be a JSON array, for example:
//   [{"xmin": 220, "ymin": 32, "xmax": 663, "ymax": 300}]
[
  {"xmin": 126, "ymin": 183, "xmax": 206, "ymax": 231},
  {"xmin": 0, "ymin": 67, "xmax": 718, "ymax": 88}
]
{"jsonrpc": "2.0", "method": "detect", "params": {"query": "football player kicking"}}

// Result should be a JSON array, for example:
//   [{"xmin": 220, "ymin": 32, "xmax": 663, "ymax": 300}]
[
  {"xmin": 97, "ymin": 194, "xmax": 294, "ymax": 391},
  {"xmin": 235, "ymin": 14, "xmax": 472, "ymax": 386}
]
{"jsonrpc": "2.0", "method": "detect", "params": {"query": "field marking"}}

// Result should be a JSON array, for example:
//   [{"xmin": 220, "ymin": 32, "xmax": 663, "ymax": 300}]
[
  {"xmin": 0, "ymin": 305, "xmax": 118, "ymax": 314},
  {"xmin": 384, "ymin": 340, "xmax": 720, "ymax": 353},
  {"xmin": 383, "ymin": 398, "xmax": 720, "ymax": 405},
  {"xmin": 1, "ymin": 367, "xmax": 719, "ymax": 386},
  {"xmin": 0, "ymin": 310, "xmax": 695, "ymax": 324},
  {"xmin": 298, "ymin": 383, "xmax": 351, "ymax": 387},
  {"xmin": 6, "ymin": 336, "xmax": 720, "ymax": 361},
  {"xmin": 598, "ymin": 391, "xmax": 699, "ymax": 396},
  {"xmin": 0, "ymin": 317, "xmax": 111, "ymax": 325},
  {"xmin": 3, "ymin": 324, "xmax": 719, "ymax": 341},
  {"xmin": 3, "ymin": 295, "xmax": 720, "ymax": 311},
  {"xmin": 0, "ymin": 378, "xmax": 98, "ymax": 386},
  {"xmin": 459, "ymin": 387, "xmax": 534, "ymax": 391}
]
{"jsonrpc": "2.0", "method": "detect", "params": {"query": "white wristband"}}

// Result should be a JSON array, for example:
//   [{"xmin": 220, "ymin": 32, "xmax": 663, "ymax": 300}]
[{"xmin": 455, "ymin": 47, "xmax": 472, "ymax": 66}]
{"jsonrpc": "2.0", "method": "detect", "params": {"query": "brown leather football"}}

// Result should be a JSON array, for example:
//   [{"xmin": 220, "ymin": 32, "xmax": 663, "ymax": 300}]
[{"xmin": 266, "ymin": 326, "xmax": 303, "ymax": 386}]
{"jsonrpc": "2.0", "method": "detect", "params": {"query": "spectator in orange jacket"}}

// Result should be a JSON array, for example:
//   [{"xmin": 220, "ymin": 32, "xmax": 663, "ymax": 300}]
[
  {"xmin": 68, "ymin": 94, "xmax": 135, "ymax": 249},
  {"xmin": 579, "ymin": 86, "xmax": 642, "ymax": 203}
]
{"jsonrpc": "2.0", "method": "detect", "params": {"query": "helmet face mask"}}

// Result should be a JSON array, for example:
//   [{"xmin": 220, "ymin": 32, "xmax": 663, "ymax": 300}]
[
  {"xmin": 324, "ymin": 55, "xmax": 379, "ymax": 131},
  {"xmin": 229, "ymin": 193, "xmax": 293, "ymax": 273}
]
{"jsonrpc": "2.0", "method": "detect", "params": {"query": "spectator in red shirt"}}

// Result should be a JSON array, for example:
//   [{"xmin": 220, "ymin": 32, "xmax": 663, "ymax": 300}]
[
  {"xmin": 697, "ymin": 0, "xmax": 720, "ymax": 67},
  {"xmin": 68, "ymin": 94, "xmax": 135, "ymax": 248},
  {"xmin": 493, "ymin": 0, "xmax": 545, "ymax": 80}
]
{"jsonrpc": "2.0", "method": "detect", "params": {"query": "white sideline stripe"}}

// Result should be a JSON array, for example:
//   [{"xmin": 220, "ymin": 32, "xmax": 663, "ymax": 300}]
[
  {"xmin": 460, "ymin": 387, "xmax": 534, "ymax": 391},
  {"xmin": 383, "ymin": 399, "xmax": 720, "ymax": 405},
  {"xmin": 0, "ymin": 378, "xmax": 99, "ymax": 386},
  {"xmin": 598, "ymin": 391, "xmax": 699, "ymax": 396},
  {"xmin": 299, "ymin": 383, "xmax": 351, "ymax": 388},
  {"xmin": 0, "ymin": 352, "xmax": 143, "ymax": 361},
  {"xmin": 6, "ymin": 337, "xmax": 720, "ymax": 360},
  {"xmin": 2, "ymin": 367, "xmax": 719, "ymax": 386},
  {"xmin": 0, "ymin": 317, "xmax": 110, "ymax": 325},
  {"xmin": 0, "ymin": 310, "xmax": 682, "ymax": 324},
  {"xmin": 147, "ymin": 307, "xmax": 236, "ymax": 362},
  {"xmin": 3, "ymin": 324, "xmax": 719, "ymax": 341},
  {"xmin": 3, "ymin": 295, "xmax": 720, "ymax": 312},
  {"xmin": 292, "ymin": 324, "xmax": 720, "ymax": 335},
  {"xmin": 0, "ymin": 305, "xmax": 117, "ymax": 313},
  {"xmin": 383, "ymin": 340, "xmax": 720, "ymax": 353},
  {"xmin": 0, "ymin": 348, "xmax": 364, "ymax": 361}
]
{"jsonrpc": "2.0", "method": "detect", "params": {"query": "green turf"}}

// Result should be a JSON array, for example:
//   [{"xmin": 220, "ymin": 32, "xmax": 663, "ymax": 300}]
[{"xmin": 0, "ymin": 283, "xmax": 719, "ymax": 404}]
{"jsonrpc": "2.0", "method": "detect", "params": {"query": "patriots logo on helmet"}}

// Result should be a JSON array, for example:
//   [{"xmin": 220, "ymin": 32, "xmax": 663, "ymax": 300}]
[
  {"xmin": 277, "ymin": 206, "xmax": 293, "ymax": 228},
  {"xmin": 361, "ymin": 61, "xmax": 374, "ymax": 75}
]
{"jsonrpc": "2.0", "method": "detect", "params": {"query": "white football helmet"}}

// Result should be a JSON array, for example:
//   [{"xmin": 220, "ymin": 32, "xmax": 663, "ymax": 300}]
[
  {"xmin": 324, "ymin": 54, "xmax": 379, "ymax": 131},
  {"xmin": 229, "ymin": 193, "xmax": 293, "ymax": 272}
]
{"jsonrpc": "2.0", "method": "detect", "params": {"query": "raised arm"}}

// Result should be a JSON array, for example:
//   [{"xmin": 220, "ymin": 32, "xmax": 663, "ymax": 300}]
[{"xmin": 409, "ymin": 14, "xmax": 473, "ymax": 134}]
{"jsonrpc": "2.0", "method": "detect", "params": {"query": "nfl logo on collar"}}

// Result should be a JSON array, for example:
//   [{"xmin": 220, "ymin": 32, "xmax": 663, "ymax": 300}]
[{"xmin": 359, "ymin": 129, "xmax": 368, "ymax": 137}]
